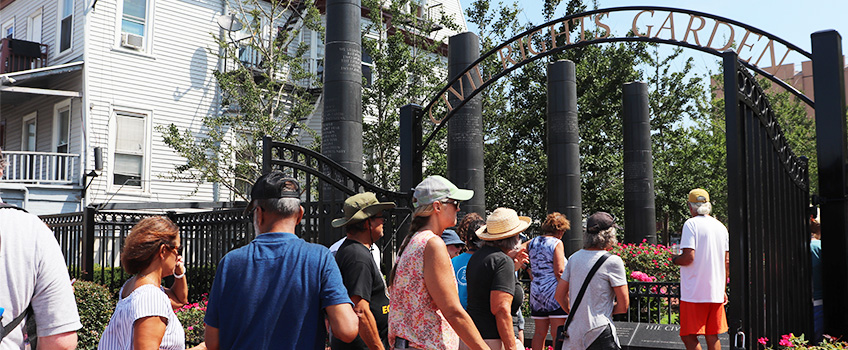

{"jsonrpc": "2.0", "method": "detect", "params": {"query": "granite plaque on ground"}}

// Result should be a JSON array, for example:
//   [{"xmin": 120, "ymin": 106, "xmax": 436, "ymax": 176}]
[{"xmin": 614, "ymin": 322, "xmax": 729, "ymax": 350}]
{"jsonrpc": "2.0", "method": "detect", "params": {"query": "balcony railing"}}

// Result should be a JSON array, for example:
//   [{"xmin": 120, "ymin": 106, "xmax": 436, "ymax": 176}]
[
  {"xmin": 1, "ymin": 151, "xmax": 80, "ymax": 184},
  {"xmin": 0, "ymin": 38, "xmax": 49, "ymax": 74}
]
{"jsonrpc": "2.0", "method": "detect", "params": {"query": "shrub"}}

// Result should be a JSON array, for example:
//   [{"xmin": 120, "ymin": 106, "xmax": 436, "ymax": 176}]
[
  {"xmin": 612, "ymin": 240, "xmax": 679, "ymax": 281},
  {"xmin": 176, "ymin": 293, "xmax": 208, "ymax": 346},
  {"xmin": 760, "ymin": 333, "xmax": 848, "ymax": 349},
  {"xmin": 73, "ymin": 280, "xmax": 116, "ymax": 350}
]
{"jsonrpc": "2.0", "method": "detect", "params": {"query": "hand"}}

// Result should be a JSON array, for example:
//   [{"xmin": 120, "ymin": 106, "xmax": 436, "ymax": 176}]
[
  {"xmin": 723, "ymin": 292, "xmax": 728, "ymax": 305},
  {"xmin": 509, "ymin": 247, "xmax": 529, "ymax": 271},
  {"xmin": 174, "ymin": 256, "xmax": 186, "ymax": 275}
]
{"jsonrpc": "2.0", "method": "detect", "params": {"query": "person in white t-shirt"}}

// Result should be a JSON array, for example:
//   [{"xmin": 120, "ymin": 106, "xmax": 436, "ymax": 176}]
[{"xmin": 672, "ymin": 188, "xmax": 729, "ymax": 350}]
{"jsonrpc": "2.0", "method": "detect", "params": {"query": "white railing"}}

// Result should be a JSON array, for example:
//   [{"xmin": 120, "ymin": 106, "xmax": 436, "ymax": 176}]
[{"xmin": 1, "ymin": 151, "xmax": 80, "ymax": 184}]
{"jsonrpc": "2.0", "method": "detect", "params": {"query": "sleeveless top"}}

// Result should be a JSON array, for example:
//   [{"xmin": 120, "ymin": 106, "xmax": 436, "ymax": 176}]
[
  {"xmin": 98, "ymin": 284, "xmax": 185, "ymax": 350},
  {"xmin": 388, "ymin": 230, "xmax": 459, "ymax": 350},
  {"xmin": 528, "ymin": 235, "xmax": 566, "ymax": 312}
]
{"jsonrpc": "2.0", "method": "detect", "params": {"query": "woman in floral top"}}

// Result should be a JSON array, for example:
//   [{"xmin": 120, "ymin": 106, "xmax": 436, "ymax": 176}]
[{"xmin": 387, "ymin": 175, "xmax": 490, "ymax": 350}]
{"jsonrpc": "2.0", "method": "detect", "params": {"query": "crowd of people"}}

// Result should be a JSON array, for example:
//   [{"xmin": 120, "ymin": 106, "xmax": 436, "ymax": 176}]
[{"xmin": 0, "ymin": 142, "xmax": 776, "ymax": 350}]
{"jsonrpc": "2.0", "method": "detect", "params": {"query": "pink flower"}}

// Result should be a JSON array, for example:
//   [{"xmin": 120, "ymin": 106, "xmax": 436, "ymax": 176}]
[
  {"xmin": 758, "ymin": 337, "xmax": 768, "ymax": 345},
  {"xmin": 782, "ymin": 334, "xmax": 792, "ymax": 341},
  {"xmin": 779, "ymin": 339, "xmax": 793, "ymax": 347},
  {"xmin": 188, "ymin": 326, "xmax": 194, "ymax": 331}
]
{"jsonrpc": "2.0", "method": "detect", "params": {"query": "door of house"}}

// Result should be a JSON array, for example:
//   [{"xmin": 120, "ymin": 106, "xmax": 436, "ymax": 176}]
[{"xmin": 27, "ymin": 11, "xmax": 42, "ymax": 43}]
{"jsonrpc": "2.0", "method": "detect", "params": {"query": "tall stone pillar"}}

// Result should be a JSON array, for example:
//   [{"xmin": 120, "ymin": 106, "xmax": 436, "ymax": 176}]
[
  {"xmin": 447, "ymin": 32, "xmax": 485, "ymax": 218},
  {"xmin": 622, "ymin": 82, "xmax": 657, "ymax": 244},
  {"xmin": 323, "ymin": 0, "xmax": 363, "ymax": 178},
  {"xmin": 547, "ymin": 60, "xmax": 582, "ymax": 256}
]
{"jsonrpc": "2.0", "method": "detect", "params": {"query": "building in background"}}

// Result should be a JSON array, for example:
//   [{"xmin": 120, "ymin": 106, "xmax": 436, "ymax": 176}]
[{"xmin": 0, "ymin": 0, "xmax": 465, "ymax": 214}]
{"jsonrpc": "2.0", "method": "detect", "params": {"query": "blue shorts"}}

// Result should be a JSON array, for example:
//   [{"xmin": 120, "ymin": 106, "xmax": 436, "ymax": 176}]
[{"xmin": 530, "ymin": 307, "xmax": 568, "ymax": 319}]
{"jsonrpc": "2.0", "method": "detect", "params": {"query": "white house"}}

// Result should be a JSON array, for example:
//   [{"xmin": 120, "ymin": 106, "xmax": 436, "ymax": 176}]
[{"xmin": 0, "ymin": 0, "xmax": 466, "ymax": 215}]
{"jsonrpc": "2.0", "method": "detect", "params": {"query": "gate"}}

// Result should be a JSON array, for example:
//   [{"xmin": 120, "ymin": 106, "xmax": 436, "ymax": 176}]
[
  {"xmin": 261, "ymin": 136, "xmax": 413, "ymax": 271},
  {"xmin": 724, "ymin": 51, "xmax": 813, "ymax": 346}
]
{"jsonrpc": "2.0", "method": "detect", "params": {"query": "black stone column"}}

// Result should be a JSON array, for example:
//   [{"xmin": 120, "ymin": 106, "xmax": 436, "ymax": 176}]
[
  {"xmin": 812, "ymin": 29, "xmax": 848, "ymax": 336},
  {"xmin": 323, "ymin": 0, "xmax": 363, "ymax": 178},
  {"xmin": 622, "ymin": 82, "xmax": 657, "ymax": 244},
  {"xmin": 547, "ymin": 60, "xmax": 582, "ymax": 256},
  {"xmin": 447, "ymin": 32, "xmax": 485, "ymax": 218}
]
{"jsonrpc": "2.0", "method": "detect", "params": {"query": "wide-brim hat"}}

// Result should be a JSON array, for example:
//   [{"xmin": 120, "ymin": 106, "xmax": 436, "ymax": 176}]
[
  {"xmin": 476, "ymin": 207, "xmax": 531, "ymax": 241},
  {"xmin": 332, "ymin": 192, "xmax": 396, "ymax": 228}
]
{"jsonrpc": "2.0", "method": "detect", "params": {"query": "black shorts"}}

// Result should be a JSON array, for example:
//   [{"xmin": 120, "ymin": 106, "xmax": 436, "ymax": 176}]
[{"xmin": 530, "ymin": 307, "xmax": 568, "ymax": 319}]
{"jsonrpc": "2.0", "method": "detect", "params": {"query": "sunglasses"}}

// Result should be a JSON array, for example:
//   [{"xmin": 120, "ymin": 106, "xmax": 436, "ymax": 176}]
[
  {"xmin": 441, "ymin": 199, "xmax": 461, "ymax": 209},
  {"xmin": 166, "ymin": 243, "xmax": 183, "ymax": 256}
]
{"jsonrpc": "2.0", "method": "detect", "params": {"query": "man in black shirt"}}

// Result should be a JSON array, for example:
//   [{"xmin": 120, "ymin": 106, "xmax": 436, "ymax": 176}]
[{"xmin": 331, "ymin": 193, "xmax": 396, "ymax": 350}]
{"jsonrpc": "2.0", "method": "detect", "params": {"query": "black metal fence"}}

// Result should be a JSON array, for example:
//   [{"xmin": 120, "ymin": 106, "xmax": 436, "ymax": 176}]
[
  {"xmin": 724, "ymin": 51, "xmax": 813, "ymax": 347},
  {"xmin": 41, "ymin": 207, "xmax": 252, "ymax": 302}
]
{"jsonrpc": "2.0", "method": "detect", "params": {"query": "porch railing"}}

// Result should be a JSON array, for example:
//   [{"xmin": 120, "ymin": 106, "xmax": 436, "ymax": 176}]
[
  {"xmin": 1, "ymin": 151, "xmax": 80, "ymax": 184},
  {"xmin": 0, "ymin": 38, "xmax": 49, "ymax": 74}
]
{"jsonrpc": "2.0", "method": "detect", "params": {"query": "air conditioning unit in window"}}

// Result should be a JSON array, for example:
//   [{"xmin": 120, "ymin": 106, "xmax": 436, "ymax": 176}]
[{"xmin": 121, "ymin": 33, "xmax": 143, "ymax": 50}]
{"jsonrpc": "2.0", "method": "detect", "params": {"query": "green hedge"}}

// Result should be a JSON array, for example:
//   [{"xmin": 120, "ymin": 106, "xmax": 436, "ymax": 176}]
[{"xmin": 73, "ymin": 280, "xmax": 115, "ymax": 350}]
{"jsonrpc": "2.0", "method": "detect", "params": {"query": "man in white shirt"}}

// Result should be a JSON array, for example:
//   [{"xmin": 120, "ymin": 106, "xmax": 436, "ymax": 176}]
[
  {"xmin": 1, "ymin": 146, "xmax": 82, "ymax": 349},
  {"xmin": 672, "ymin": 188, "xmax": 729, "ymax": 350}
]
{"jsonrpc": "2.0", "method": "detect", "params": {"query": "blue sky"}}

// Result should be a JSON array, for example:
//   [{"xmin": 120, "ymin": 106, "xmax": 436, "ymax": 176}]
[{"xmin": 463, "ymin": 0, "xmax": 848, "ymax": 75}]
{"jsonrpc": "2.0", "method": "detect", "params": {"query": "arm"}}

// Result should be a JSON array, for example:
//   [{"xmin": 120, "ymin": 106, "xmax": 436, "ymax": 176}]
[
  {"xmin": 672, "ymin": 248, "xmax": 695, "ymax": 266},
  {"xmin": 490, "ymin": 291, "xmax": 516, "ymax": 350},
  {"xmin": 553, "ymin": 242, "xmax": 566, "ymax": 280},
  {"xmin": 350, "ymin": 295, "xmax": 383, "ymax": 350},
  {"xmin": 132, "ymin": 316, "xmax": 167, "ymax": 350},
  {"xmin": 422, "ymin": 237, "xmax": 490, "ymax": 350},
  {"xmin": 555, "ymin": 279, "xmax": 570, "ymax": 314},
  {"xmin": 165, "ymin": 257, "xmax": 188, "ymax": 310},
  {"xmin": 612, "ymin": 285, "xmax": 629, "ymax": 315},
  {"xmin": 204, "ymin": 325, "xmax": 219, "ymax": 350},
  {"xmin": 37, "ymin": 331, "xmax": 77, "ymax": 350},
  {"xmin": 326, "ymin": 303, "xmax": 359, "ymax": 343},
  {"xmin": 724, "ymin": 251, "xmax": 730, "ymax": 305}
]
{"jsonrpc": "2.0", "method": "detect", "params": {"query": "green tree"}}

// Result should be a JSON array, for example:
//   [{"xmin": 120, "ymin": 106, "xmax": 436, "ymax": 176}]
[
  {"xmin": 160, "ymin": 0, "xmax": 322, "ymax": 199},
  {"xmin": 360, "ymin": 0, "xmax": 461, "ymax": 190}
]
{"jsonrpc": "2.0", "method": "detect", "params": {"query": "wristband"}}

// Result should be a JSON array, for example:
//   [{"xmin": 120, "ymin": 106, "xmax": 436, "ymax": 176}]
[{"xmin": 173, "ymin": 271, "xmax": 185, "ymax": 279}]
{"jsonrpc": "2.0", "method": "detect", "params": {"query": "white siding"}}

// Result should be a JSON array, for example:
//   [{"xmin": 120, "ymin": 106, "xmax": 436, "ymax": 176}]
[{"xmin": 84, "ymin": 0, "xmax": 227, "ymax": 205}]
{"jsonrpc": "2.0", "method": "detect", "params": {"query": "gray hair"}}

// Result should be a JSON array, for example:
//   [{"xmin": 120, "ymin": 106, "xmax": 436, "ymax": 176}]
[
  {"xmin": 584, "ymin": 227, "xmax": 618, "ymax": 249},
  {"xmin": 483, "ymin": 234, "xmax": 521, "ymax": 251},
  {"xmin": 257, "ymin": 197, "xmax": 301, "ymax": 218},
  {"xmin": 689, "ymin": 201, "xmax": 712, "ymax": 215}
]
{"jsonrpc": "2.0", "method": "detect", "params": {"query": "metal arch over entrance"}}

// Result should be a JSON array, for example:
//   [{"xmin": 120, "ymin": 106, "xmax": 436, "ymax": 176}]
[{"xmin": 415, "ymin": 6, "xmax": 815, "ymax": 160}]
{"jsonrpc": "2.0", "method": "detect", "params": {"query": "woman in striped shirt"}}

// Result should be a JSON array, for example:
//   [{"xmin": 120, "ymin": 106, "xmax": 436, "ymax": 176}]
[{"xmin": 98, "ymin": 216, "xmax": 188, "ymax": 350}]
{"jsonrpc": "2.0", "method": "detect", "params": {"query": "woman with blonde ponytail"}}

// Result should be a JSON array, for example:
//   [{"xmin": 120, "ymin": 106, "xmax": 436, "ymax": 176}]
[{"xmin": 388, "ymin": 176, "xmax": 491, "ymax": 350}]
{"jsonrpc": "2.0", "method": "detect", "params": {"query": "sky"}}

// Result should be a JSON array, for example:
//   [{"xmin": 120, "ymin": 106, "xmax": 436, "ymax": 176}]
[{"xmin": 463, "ymin": 0, "xmax": 848, "ymax": 77}]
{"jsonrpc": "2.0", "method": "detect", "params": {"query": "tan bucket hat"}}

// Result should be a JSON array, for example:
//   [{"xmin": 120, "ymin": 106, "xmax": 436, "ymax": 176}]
[
  {"xmin": 476, "ymin": 207, "xmax": 531, "ymax": 241},
  {"xmin": 332, "ymin": 192, "xmax": 396, "ymax": 228}
]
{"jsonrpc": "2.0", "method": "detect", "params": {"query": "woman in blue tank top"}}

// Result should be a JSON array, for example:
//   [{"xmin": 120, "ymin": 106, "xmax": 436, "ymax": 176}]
[{"xmin": 526, "ymin": 212, "xmax": 570, "ymax": 350}]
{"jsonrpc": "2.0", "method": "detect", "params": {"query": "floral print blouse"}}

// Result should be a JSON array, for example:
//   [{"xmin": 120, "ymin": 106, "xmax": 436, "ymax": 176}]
[{"xmin": 388, "ymin": 230, "xmax": 459, "ymax": 350}]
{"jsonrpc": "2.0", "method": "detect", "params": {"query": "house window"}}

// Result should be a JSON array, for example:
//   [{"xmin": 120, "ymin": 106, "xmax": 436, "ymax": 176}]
[
  {"xmin": 362, "ymin": 49, "xmax": 373, "ymax": 87},
  {"xmin": 22, "ymin": 113, "xmax": 37, "ymax": 151},
  {"xmin": 28, "ymin": 10, "xmax": 43, "ymax": 43},
  {"xmin": 113, "ymin": 112, "xmax": 146, "ymax": 188},
  {"xmin": 2, "ymin": 18, "xmax": 14, "ymax": 38},
  {"xmin": 59, "ymin": 0, "xmax": 73, "ymax": 51},
  {"xmin": 55, "ymin": 105, "xmax": 70, "ymax": 154},
  {"xmin": 121, "ymin": 0, "xmax": 146, "ymax": 36}
]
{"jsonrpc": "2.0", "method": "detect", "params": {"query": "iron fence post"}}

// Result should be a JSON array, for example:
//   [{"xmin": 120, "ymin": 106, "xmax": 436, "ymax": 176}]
[
  {"xmin": 262, "ymin": 135, "xmax": 272, "ymax": 174},
  {"xmin": 723, "ymin": 50, "xmax": 747, "ymax": 343},
  {"xmin": 811, "ymin": 29, "xmax": 848, "ymax": 335},
  {"xmin": 82, "ymin": 205, "xmax": 95, "ymax": 281}
]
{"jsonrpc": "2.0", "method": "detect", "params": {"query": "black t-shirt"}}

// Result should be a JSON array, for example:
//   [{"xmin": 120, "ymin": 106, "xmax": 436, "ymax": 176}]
[
  {"xmin": 466, "ymin": 245, "xmax": 524, "ymax": 339},
  {"xmin": 330, "ymin": 239, "xmax": 390, "ymax": 350}
]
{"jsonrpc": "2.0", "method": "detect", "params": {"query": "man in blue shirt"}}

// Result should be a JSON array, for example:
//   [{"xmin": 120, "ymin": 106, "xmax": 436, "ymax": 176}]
[{"xmin": 204, "ymin": 172, "xmax": 358, "ymax": 349}]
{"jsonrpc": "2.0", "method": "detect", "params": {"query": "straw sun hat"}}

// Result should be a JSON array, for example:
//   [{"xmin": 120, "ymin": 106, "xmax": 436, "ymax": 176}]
[{"xmin": 476, "ymin": 207, "xmax": 531, "ymax": 241}]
